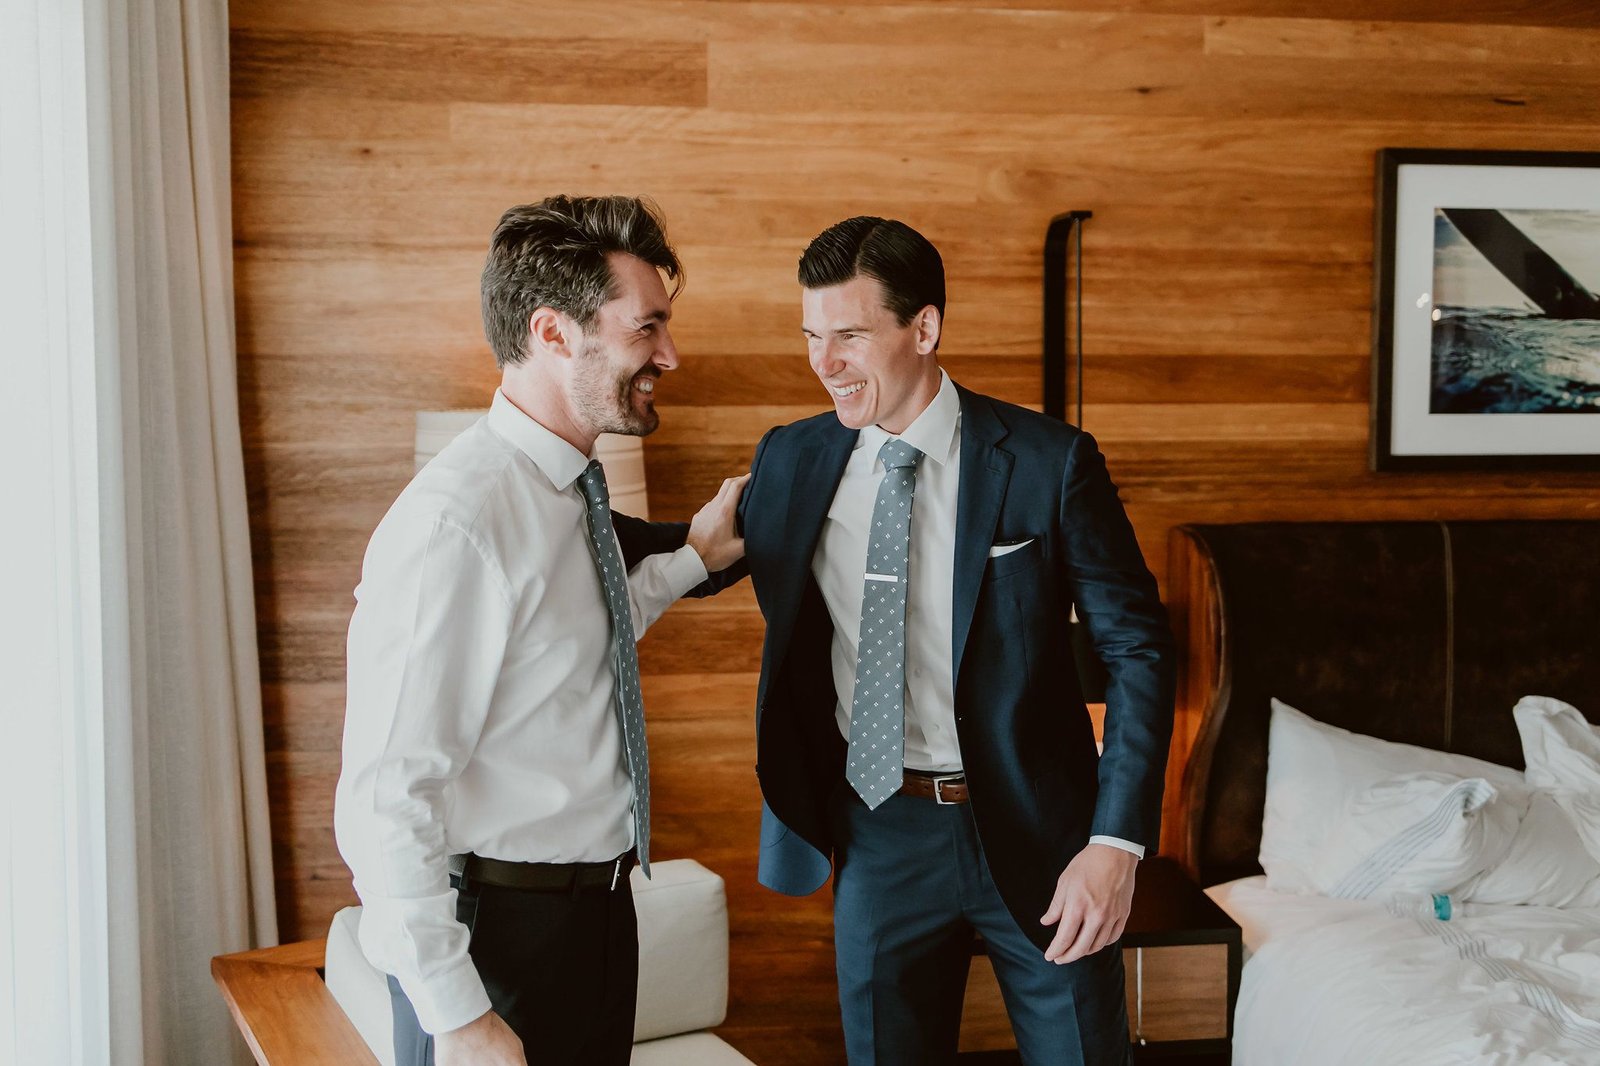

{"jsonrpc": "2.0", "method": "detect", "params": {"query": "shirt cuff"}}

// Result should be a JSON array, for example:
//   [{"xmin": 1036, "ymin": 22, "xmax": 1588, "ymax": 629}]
[
  {"xmin": 664, "ymin": 542, "xmax": 709, "ymax": 597},
  {"xmin": 1088, "ymin": 835, "xmax": 1146, "ymax": 859},
  {"xmin": 398, "ymin": 955, "xmax": 493, "ymax": 1035}
]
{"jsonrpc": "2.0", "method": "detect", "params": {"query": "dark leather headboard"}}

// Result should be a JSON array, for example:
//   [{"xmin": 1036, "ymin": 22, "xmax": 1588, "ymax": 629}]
[{"xmin": 1172, "ymin": 521, "xmax": 1600, "ymax": 888}]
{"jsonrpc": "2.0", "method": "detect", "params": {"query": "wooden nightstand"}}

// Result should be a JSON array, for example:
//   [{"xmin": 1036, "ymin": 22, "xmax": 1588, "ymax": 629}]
[
  {"xmin": 957, "ymin": 856, "xmax": 1240, "ymax": 1063},
  {"xmin": 1123, "ymin": 856, "xmax": 1241, "ymax": 1062}
]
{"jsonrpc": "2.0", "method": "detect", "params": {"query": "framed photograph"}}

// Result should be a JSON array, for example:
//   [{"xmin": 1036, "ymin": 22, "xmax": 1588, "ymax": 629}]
[{"xmin": 1372, "ymin": 148, "xmax": 1600, "ymax": 471}]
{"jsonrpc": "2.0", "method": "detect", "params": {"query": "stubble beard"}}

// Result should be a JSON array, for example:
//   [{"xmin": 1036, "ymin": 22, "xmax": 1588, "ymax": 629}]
[{"xmin": 573, "ymin": 337, "xmax": 658, "ymax": 438}]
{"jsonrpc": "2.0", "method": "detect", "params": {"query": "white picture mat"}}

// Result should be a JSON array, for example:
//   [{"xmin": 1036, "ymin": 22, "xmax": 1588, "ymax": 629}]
[{"xmin": 1390, "ymin": 163, "xmax": 1600, "ymax": 457}]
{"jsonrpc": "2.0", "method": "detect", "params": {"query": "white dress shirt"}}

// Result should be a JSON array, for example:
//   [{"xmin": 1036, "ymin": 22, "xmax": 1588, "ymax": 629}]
[
  {"xmin": 810, "ymin": 372, "xmax": 1143, "ymax": 858},
  {"xmin": 334, "ymin": 389, "xmax": 707, "ymax": 1035}
]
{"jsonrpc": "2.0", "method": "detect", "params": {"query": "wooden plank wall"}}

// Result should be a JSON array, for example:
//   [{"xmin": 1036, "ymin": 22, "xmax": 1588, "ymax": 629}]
[{"xmin": 231, "ymin": 3, "xmax": 1600, "ymax": 1060}]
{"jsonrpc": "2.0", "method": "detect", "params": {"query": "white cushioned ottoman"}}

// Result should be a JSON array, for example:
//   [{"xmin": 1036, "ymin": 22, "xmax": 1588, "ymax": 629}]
[{"xmin": 323, "ymin": 858, "xmax": 752, "ymax": 1064}]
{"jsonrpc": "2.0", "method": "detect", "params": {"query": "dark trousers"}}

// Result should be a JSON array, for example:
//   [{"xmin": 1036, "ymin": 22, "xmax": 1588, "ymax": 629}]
[
  {"xmin": 388, "ymin": 871, "xmax": 639, "ymax": 1066},
  {"xmin": 830, "ymin": 783, "xmax": 1132, "ymax": 1066}
]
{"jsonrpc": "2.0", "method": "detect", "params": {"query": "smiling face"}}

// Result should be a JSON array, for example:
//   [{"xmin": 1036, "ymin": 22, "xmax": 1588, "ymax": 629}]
[
  {"xmin": 802, "ymin": 274, "xmax": 942, "ymax": 434},
  {"xmin": 567, "ymin": 252, "xmax": 679, "ymax": 437}
]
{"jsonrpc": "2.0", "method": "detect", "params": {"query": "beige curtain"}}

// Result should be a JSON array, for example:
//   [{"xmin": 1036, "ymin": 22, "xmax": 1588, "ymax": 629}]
[
  {"xmin": 4, "ymin": 0, "xmax": 275, "ymax": 1056},
  {"xmin": 2, "ymin": 0, "xmax": 275, "ymax": 1061},
  {"xmin": 109, "ymin": 0, "xmax": 279, "ymax": 1060}
]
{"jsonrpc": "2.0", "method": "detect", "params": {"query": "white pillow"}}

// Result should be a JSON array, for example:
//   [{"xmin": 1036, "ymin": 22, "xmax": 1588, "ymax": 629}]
[
  {"xmin": 1315, "ymin": 772, "xmax": 1523, "ymax": 898},
  {"xmin": 1513, "ymin": 695, "xmax": 1600, "ymax": 867},
  {"xmin": 1261, "ymin": 698, "xmax": 1527, "ymax": 897},
  {"xmin": 1464, "ymin": 790, "xmax": 1600, "ymax": 908}
]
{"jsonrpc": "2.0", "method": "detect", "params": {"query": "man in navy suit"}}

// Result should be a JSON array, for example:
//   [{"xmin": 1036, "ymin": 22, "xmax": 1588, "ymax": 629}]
[{"xmin": 732, "ymin": 217, "xmax": 1175, "ymax": 1064}]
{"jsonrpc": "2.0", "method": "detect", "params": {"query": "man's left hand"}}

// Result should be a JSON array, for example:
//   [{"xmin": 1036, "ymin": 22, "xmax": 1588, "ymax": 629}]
[
  {"xmin": 1039, "ymin": 842, "xmax": 1138, "ymax": 965},
  {"xmin": 686, "ymin": 473, "xmax": 750, "ymax": 571}
]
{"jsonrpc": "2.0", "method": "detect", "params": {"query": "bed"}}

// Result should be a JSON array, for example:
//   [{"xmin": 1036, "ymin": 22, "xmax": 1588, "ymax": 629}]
[{"xmin": 1167, "ymin": 521, "xmax": 1600, "ymax": 1065}]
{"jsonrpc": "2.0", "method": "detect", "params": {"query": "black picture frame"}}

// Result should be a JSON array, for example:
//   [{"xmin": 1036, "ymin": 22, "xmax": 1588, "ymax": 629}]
[{"xmin": 1371, "ymin": 147, "xmax": 1600, "ymax": 472}]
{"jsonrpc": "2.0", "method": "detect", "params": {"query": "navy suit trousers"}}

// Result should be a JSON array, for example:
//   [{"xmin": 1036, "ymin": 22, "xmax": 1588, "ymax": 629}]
[{"xmin": 830, "ymin": 783, "xmax": 1132, "ymax": 1066}]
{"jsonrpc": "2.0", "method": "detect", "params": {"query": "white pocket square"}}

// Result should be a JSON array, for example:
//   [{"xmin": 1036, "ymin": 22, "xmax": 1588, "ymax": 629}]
[{"xmin": 988, "ymin": 538, "xmax": 1035, "ymax": 558}]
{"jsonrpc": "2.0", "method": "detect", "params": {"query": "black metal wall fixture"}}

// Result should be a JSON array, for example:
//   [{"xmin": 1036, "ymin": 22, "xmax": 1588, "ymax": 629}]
[
  {"xmin": 1043, "ymin": 210, "xmax": 1093, "ymax": 425},
  {"xmin": 1042, "ymin": 210, "xmax": 1111, "ymax": 704}
]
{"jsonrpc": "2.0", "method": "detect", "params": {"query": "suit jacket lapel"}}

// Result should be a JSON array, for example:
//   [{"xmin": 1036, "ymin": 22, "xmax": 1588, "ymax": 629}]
[
  {"xmin": 765, "ymin": 419, "xmax": 855, "ymax": 657},
  {"xmin": 952, "ymin": 388, "xmax": 1013, "ymax": 686}
]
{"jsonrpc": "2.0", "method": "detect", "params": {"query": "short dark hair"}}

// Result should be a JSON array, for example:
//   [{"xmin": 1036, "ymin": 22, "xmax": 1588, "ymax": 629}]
[
  {"xmin": 797, "ymin": 216, "xmax": 945, "ymax": 327},
  {"xmin": 481, "ymin": 195, "xmax": 682, "ymax": 368}
]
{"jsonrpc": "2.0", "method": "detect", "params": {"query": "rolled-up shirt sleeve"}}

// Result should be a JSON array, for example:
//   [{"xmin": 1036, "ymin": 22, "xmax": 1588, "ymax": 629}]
[{"xmin": 334, "ymin": 514, "xmax": 512, "ymax": 1035}]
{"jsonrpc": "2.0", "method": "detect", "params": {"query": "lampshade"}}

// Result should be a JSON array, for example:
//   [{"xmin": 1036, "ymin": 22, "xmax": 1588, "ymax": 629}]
[{"xmin": 414, "ymin": 410, "xmax": 650, "ymax": 519}]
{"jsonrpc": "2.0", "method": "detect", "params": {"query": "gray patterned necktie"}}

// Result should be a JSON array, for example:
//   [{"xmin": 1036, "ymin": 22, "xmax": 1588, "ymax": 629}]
[
  {"xmin": 576, "ymin": 460, "xmax": 650, "ymax": 875},
  {"xmin": 846, "ymin": 438, "xmax": 924, "ymax": 809}
]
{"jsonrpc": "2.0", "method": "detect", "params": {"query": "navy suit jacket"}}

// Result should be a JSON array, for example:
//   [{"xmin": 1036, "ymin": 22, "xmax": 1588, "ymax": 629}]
[{"xmin": 732, "ymin": 384, "xmax": 1176, "ymax": 950}]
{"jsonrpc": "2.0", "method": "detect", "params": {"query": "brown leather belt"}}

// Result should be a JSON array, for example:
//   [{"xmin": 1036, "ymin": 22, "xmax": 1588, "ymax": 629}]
[
  {"xmin": 448, "ymin": 851, "xmax": 635, "ymax": 893},
  {"xmin": 899, "ymin": 770, "xmax": 970, "ymax": 804}
]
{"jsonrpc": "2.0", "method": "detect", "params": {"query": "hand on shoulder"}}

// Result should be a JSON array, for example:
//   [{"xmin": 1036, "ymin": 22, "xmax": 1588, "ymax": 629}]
[{"xmin": 687, "ymin": 473, "xmax": 750, "ymax": 571}]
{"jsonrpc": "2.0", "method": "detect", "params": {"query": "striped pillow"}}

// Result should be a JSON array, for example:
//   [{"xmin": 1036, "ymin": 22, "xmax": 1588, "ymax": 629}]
[
  {"xmin": 1261, "ymin": 699, "xmax": 1527, "ymax": 898},
  {"xmin": 1316, "ymin": 774, "xmax": 1518, "ymax": 900}
]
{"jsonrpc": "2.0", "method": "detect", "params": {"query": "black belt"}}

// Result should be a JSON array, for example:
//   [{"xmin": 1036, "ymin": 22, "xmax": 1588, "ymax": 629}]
[{"xmin": 448, "ymin": 851, "xmax": 635, "ymax": 894}]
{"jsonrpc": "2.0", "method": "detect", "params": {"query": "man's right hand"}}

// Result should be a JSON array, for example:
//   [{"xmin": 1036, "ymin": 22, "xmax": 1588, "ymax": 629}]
[
  {"xmin": 686, "ymin": 473, "xmax": 750, "ymax": 572},
  {"xmin": 434, "ymin": 1008, "xmax": 527, "ymax": 1066}
]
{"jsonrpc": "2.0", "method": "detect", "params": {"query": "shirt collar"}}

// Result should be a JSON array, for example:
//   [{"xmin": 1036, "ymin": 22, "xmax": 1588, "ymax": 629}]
[
  {"xmin": 859, "ymin": 369, "xmax": 960, "ymax": 467},
  {"xmin": 486, "ymin": 389, "xmax": 593, "ymax": 491}
]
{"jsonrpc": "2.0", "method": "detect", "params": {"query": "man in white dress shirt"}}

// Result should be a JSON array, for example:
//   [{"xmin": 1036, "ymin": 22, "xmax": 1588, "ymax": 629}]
[{"xmin": 334, "ymin": 196, "xmax": 746, "ymax": 1066}]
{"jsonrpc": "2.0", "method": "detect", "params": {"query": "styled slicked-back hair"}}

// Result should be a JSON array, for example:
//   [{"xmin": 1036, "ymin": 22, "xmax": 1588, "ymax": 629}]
[
  {"xmin": 797, "ymin": 216, "xmax": 946, "ymax": 329},
  {"xmin": 481, "ymin": 195, "xmax": 682, "ymax": 368}
]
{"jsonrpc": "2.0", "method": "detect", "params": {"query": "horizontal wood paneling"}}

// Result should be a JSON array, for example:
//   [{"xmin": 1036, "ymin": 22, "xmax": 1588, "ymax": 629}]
[
  {"xmin": 232, "ymin": 2, "xmax": 1600, "ymax": 1061},
  {"xmin": 232, "ymin": 31, "xmax": 708, "ymax": 107}
]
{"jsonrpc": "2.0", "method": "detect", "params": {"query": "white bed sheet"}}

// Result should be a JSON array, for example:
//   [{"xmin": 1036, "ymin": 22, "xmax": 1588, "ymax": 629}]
[{"xmin": 1206, "ymin": 876, "xmax": 1600, "ymax": 1065}]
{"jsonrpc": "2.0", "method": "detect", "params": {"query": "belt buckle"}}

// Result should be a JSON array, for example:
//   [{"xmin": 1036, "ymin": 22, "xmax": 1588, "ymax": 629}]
[{"xmin": 931, "ymin": 772, "xmax": 964, "ymax": 805}]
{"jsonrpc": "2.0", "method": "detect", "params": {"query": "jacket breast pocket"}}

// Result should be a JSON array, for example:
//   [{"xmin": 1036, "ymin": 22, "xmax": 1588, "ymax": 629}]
[{"xmin": 985, "ymin": 537, "xmax": 1045, "ymax": 580}]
